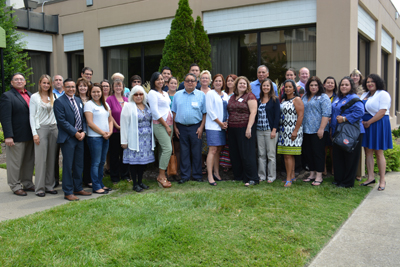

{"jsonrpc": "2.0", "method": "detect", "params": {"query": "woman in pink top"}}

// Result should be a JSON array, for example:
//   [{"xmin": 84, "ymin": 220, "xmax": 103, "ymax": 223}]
[{"xmin": 106, "ymin": 79, "xmax": 130, "ymax": 184}]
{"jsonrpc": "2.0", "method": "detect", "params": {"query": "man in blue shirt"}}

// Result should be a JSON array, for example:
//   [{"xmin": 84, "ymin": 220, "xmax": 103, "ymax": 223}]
[
  {"xmin": 250, "ymin": 65, "xmax": 278, "ymax": 99},
  {"xmin": 52, "ymin": 75, "xmax": 64, "ymax": 99},
  {"xmin": 177, "ymin": 63, "xmax": 201, "ymax": 90},
  {"xmin": 172, "ymin": 73, "xmax": 206, "ymax": 183}
]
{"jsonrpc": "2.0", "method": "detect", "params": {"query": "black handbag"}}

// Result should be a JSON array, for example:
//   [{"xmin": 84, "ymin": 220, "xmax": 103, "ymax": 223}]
[{"xmin": 332, "ymin": 98, "xmax": 362, "ymax": 153}]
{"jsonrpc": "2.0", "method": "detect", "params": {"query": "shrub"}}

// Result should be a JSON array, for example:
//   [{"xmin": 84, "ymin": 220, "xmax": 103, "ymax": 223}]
[
  {"xmin": 368, "ymin": 135, "xmax": 400, "ymax": 173},
  {"xmin": 193, "ymin": 16, "xmax": 211, "ymax": 72},
  {"xmin": 392, "ymin": 127, "xmax": 400, "ymax": 138}
]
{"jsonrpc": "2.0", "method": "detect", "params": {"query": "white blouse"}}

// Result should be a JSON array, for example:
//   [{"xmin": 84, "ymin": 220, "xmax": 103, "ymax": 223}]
[
  {"xmin": 84, "ymin": 100, "xmax": 110, "ymax": 137},
  {"xmin": 205, "ymin": 90, "xmax": 229, "ymax": 131},
  {"xmin": 147, "ymin": 90, "xmax": 171, "ymax": 121},
  {"xmin": 29, "ymin": 93, "xmax": 56, "ymax": 136},
  {"xmin": 360, "ymin": 90, "xmax": 391, "ymax": 116}
]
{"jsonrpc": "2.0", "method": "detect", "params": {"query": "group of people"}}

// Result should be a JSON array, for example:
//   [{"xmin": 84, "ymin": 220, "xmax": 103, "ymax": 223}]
[{"xmin": 0, "ymin": 64, "xmax": 392, "ymax": 201}]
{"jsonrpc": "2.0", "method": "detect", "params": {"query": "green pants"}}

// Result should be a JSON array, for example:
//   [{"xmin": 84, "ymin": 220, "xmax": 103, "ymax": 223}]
[{"xmin": 153, "ymin": 124, "xmax": 173, "ymax": 170}]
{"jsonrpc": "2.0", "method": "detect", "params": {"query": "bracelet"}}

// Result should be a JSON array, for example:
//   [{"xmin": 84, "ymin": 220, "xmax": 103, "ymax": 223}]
[{"xmin": 343, "ymin": 116, "xmax": 346, "ymax": 122}]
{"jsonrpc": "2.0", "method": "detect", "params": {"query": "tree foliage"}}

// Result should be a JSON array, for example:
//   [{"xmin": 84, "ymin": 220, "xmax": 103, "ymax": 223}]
[
  {"xmin": 159, "ymin": 0, "xmax": 211, "ymax": 81},
  {"xmin": 159, "ymin": 0, "xmax": 195, "ymax": 81},
  {"xmin": 193, "ymin": 16, "xmax": 211, "ymax": 72},
  {"xmin": 0, "ymin": 3, "xmax": 32, "ymax": 94}
]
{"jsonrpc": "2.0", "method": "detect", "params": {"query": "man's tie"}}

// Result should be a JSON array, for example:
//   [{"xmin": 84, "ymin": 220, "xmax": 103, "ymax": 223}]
[{"xmin": 70, "ymin": 98, "xmax": 82, "ymax": 131}]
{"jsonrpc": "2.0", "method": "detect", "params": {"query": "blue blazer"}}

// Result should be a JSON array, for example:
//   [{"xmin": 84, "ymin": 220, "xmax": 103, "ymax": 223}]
[
  {"xmin": 257, "ymin": 97, "xmax": 281, "ymax": 131},
  {"xmin": 53, "ymin": 94, "xmax": 87, "ymax": 144}
]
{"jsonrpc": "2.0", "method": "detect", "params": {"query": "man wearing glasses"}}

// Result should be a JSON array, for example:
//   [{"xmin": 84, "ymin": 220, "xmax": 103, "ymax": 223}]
[
  {"xmin": 177, "ymin": 63, "xmax": 201, "ymax": 90},
  {"xmin": 0, "ymin": 73, "xmax": 35, "ymax": 196},
  {"xmin": 54, "ymin": 78, "xmax": 91, "ymax": 201},
  {"xmin": 172, "ymin": 73, "xmax": 206, "ymax": 183},
  {"xmin": 81, "ymin": 67, "xmax": 94, "ymax": 85}
]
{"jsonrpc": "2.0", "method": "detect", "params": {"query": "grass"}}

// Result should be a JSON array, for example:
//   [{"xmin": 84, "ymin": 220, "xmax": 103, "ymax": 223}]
[{"xmin": 0, "ymin": 175, "xmax": 371, "ymax": 266}]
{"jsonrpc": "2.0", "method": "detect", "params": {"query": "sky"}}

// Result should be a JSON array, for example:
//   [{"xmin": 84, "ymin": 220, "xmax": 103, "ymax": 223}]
[{"xmin": 393, "ymin": 0, "xmax": 400, "ymax": 13}]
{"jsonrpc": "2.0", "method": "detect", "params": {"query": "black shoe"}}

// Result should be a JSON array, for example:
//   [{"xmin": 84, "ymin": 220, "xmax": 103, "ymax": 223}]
[
  {"xmin": 178, "ymin": 179, "xmax": 189, "ymax": 184},
  {"xmin": 337, "ymin": 184, "xmax": 353, "ymax": 188},
  {"xmin": 193, "ymin": 178, "xmax": 203, "ymax": 182},
  {"xmin": 213, "ymin": 174, "xmax": 222, "ymax": 182},
  {"xmin": 54, "ymin": 181, "xmax": 60, "ymax": 188},
  {"xmin": 139, "ymin": 183, "xmax": 149, "ymax": 190},
  {"xmin": 45, "ymin": 190, "xmax": 58, "ymax": 194},
  {"xmin": 94, "ymin": 190, "xmax": 109, "ymax": 194},
  {"xmin": 209, "ymin": 181, "xmax": 217, "ymax": 186},
  {"xmin": 36, "ymin": 192, "xmax": 45, "ymax": 197},
  {"xmin": 133, "ymin": 185, "xmax": 143, "ymax": 192},
  {"xmin": 332, "ymin": 181, "xmax": 338, "ymax": 185},
  {"xmin": 360, "ymin": 179, "xmax": 376, "ymax": 186},
  {"xmin": 103, "ymin": 187, "xmax": 112, "ymax": 191}
]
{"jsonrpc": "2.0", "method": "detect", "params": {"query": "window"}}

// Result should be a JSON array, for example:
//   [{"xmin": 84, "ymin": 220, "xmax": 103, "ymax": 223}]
[
  {"xmin": 358, "ymin": 34, "xmax": 370, "ymax": 77},
  {"xmin": 209, "ymin": 26, "xmax": 316, "ymax": 84},
  {"xmin": 105, "ymin": 41, "xmax": 164, "ymax": 85},
  {"xmin": 396, "ymin": 60, "xmax": 399, "ymax": 112},
  {"xmin": 381, "ymin": 50, "xmax": 388, "ymax": 86},
  {"xmin": 26, "ymin": 51, "xmax": 50, "ymax": 92},
  {"xmin": 67, "ymin": 51, "xmax": 84, "ymax": 82}
]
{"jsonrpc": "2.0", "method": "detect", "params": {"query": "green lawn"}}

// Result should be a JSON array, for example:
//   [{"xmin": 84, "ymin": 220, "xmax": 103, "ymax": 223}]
[{"xmin": 0, "ymin": 176, "xmax": 371, "ymax": 266}]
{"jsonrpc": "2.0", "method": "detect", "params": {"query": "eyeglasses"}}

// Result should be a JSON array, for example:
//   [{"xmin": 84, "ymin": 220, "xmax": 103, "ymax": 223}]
[
  {"xmin": 132, "ymin": 81, "xmax": 141, "ymax": 84},
  {"xmin": 65, "ymin": 86, "xmax": 75, "ymax": 89},
  {"xmin": 13, "ymin": 78, "xmax": 25, "ymax": 82},
  {"xmin": 133, "ymin": 93, "xmax": 144, "ymax": 96},
  {"xmin": 84, "ymin": 73, "xmax": 93, "ymax": 76},
  {"xmin": 185, "ymin": 80, "xmax": 196, "ymax": 83}
]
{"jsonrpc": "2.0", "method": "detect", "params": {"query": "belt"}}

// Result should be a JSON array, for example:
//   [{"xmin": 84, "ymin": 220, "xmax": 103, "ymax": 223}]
[{"xmin": 177, "ymin": 122, "xmax": 200, "ymax": 127}]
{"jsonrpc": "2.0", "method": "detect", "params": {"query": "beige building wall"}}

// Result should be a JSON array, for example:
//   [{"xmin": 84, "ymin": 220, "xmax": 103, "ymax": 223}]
[{"xmin": 36, "ymin": 0, "xmax": 400, "ymax": 124}]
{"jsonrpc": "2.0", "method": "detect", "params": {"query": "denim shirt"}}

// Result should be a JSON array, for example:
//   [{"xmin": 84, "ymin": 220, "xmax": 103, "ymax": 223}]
[
  {"xmin": 331, "ymin": 93, "xmax": 365, "ymax": 135},
  {"xmin": 171, "ymin": 89, "xmax": 206, "ymax": 125},
  {"xmin": 302, "ymin": 93, "xmax": 331, "ymax": 134}
]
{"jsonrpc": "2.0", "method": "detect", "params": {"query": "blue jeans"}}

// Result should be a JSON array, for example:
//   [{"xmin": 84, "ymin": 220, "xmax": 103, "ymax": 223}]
[{"xmin": 87, "ymin": 137, "xmax": 109, "ymax": 191}]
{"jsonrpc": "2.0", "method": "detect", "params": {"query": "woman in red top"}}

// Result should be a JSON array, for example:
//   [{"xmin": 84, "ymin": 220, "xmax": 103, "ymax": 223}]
[{"xmin": 227, "ymin": 76, "xmax": 258, "ymax": 186}]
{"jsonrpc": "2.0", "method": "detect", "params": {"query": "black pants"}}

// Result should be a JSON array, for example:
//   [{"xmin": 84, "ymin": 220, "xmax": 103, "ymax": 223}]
[
  {"xmin": 82, "ymin": 138, "xmax": 91, "ymax": 185},
  {"xmin": 303, "ymin": 133, "xmax": 326, "ymax": 172},
  {"xmin": 333, "ymin": 134, "xmax": 363, "ymax": 187},
  {"xmin": 109, "ymin": 133, "xmax": 129, "ymax": 183},
  {"xmin": 129, "ymin": 164, "xmax": 145, "ymax": 186},
  {"xmin": 54, "ymin": 144, "xmax": 61, "ymax": 183},
  {"xmin": 228, "ymin": 126, "xmax": 258, "ymax": 182}
]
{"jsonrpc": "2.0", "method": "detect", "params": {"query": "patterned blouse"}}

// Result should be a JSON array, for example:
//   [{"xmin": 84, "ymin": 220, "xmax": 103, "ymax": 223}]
[
  {"xmin": 227, "ymin": 92, "xmax": 257, "ymax": 128},
  {"xmin": 302, "ymin": 93, "xmax": 331, "ymax": 134},
  {"xmin": 257, "ymin": 103, "xmax": 270, "ymax": 131}
]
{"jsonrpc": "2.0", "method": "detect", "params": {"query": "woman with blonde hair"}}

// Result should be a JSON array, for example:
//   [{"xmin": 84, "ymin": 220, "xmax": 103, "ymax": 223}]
[
  {"xmin": 199, "ymin": 70, "xmax": 212, "ymax": 174},
  {"xmin": 29, "ymin": 74, "xmax": 58, "ymax": 197}
]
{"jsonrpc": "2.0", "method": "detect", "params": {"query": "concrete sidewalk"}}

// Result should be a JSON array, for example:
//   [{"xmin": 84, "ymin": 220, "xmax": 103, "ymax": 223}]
[
  {"xmin": 309, "ymin": 172, "xmax": 400, "ymax": 267},
  {"xmin": 0, "ymin": 168, "xmax": 112, "ymax": 222}
]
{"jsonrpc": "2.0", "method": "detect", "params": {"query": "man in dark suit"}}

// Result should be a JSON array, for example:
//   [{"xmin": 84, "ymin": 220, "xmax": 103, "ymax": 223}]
[
  {"xmin": 53, "ymin": 78, "xmax": 91, "ymax": 201},
  {"xmin": 0, "ymin": 73, "xmax": 35, "ymax": 196}
]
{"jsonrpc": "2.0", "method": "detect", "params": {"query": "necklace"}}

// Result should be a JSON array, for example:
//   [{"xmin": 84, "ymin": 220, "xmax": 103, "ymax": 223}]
[
  {"xmin": 137, "ymin": 105, "xmax": 146, "ymax": 115},
  {"xmin": 93, "ymin": 100, "xmax": 102, "ymax": 107}
]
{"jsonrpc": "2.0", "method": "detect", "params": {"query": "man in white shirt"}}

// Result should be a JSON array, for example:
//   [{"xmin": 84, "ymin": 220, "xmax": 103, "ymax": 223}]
[{"xmin": 297, "ymin": 67, "xmax": 310, "ymax": 89}]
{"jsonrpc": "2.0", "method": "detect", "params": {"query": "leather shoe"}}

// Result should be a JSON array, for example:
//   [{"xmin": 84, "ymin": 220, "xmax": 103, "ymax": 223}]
[
  {"xmin": 133, "ymin": 185, "xmax": 143, "ymax": 192},
  {"xmin": 64, "ymin": 194, "xmax": 79, "ymax": 201},
  {"xmin": 93, "ymin": 190, "xmax": 108, "ymax": 194},
  {"xmin": 103, "ymin": 187, "xmax": 112, "ymax": 191},
  {"xmin": 178, "ymin": 179, "xmax": 189, "ymax": 184},
  {"xmin": 193, "ymin": 178, "xmax": 203, "ymax": 182},
  {"xmin": 139, "ymin": 183, "xmax": 149, "ymax": 189},
  {"xmin": 54, "ymin": 181, "xmax": 60, "ymax": 188},
  {"xmin": 25, "ymin": 186, "xmax": 35, "ymax": 192},
  {"xmin": 74, "ymin": 190, "xmax": 92, "ymax": 196},
  {"xmin": 36, "ymin": 192, "xmax": 45, "ymax": 197},
  {"xmin": 45, "ymin": 190, "xmax": 58, "ymax": 194},
  {"xmin": 13, "ymin": 189, "xmax": 27, "ymax": 196}
]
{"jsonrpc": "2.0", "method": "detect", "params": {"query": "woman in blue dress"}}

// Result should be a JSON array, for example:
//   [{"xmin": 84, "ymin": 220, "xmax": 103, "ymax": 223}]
[
  {"xmin": 360, "ymin": 74, "xmax": 392, "ymax": 191},
  {"xmin": 120, "ymin": 85, "xmax": 156, "ymax": 192}
]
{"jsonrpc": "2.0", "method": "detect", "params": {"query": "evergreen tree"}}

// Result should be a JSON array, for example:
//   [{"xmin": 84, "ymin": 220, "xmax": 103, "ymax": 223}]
[
  {"xmin": 193, "ymin": 16, "xmax": 211, "ymax": 72},
  {"xmin": 0, "ymin": 3, "xmax": 32, "ymax": 94},
  {"xmin": 159, "ymin": 0, "xmax": 195, "ymax": 81}
]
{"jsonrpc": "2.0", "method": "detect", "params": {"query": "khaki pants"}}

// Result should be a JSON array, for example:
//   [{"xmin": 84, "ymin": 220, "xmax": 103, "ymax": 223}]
[
  {"xmin": 6, "ymin": 141, "xmax": 35, "ymax": 192},
  {"xmin": 34, "ymin": 124, "xmax": 58, "ymax": 193}
]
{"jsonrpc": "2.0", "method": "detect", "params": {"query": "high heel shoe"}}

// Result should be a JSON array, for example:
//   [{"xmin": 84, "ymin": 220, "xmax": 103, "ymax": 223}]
[
  {"xmin": 360, "ymin": 179, "xmax": 376, "ymax": 186},
  {"xmin": 213, "ymin": 173, "xmax": 222, "ymax": 182},
  {"xmin": 157, "ymin": 177, "xmax": 172, "ymax": 188},
  {"xmin": 208, "ymin": 181, "xmax": 217, "ymax": 186},
  {"xmin": 378, "ymin": 181, "xmax": 386, "ymax": 191}
]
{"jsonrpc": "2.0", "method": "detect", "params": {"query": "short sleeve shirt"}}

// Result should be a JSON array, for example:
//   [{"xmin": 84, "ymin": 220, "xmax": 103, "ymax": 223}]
[{"xmin": 227, "ymin": 92, "xmax": 257, "ymax": 128}]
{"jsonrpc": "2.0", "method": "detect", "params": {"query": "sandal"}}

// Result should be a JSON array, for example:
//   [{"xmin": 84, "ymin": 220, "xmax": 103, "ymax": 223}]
[
  {"xmin": 378, "ymin": 182, "xmax": 386, "ymax": 191},
  {"xmin": 302, "ymin": 178, "xmax": 315, "ymax": 182},
  {"xmin": 284, "ymin": 180, "xmax": 292, "ymax": 187},
  {"xmin": 312, "ymin": 180, "xmax": 323, "ymax": 186},
  {"xmin": 157, "ymin": 177, "xmax": 172, "ymax": 188}
]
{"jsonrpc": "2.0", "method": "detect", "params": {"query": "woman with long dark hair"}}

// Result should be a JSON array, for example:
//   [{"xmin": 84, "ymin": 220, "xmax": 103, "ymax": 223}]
[
  {"xmin": 256, "ymin": 78, "xmax": 280, "ymax": 183},
  {"xmin": 84, "ymin": 83, "xmax": 113, "ymax": 194},
  {"xmin": 301, "ymin": 77, "xmax": 331, "ymax": 186},
  {"xmin": 277, "ymin": 79, "xmax": 304, "ymax": 187},
  {"xmin": 360, "ymin": 74, "xmax": 392, "ymax": 191},
  {"xmin": 331, "ymin": 77, "xmax": 365, "ymax": 188},
  {"xmin": 147, "ymin": 72, "xmax": 172, "ymax": 188}
]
